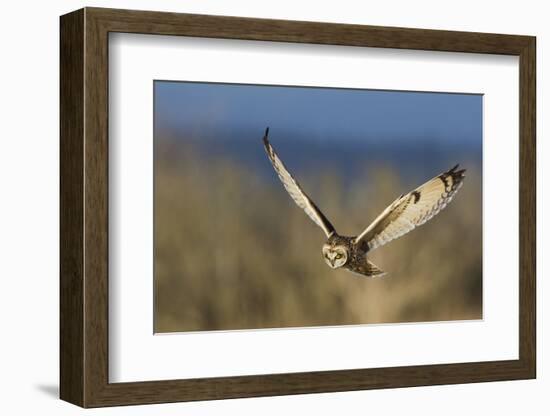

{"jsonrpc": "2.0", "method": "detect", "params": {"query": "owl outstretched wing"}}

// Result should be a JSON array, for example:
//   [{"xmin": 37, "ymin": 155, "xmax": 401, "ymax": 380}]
[
  {"xmin": 262, "ymin": 128, "xmax": 336, "ymax": 238},
  {"xmin": 354, "ymin": 165, "xmax": 466, "ymax": 251}
]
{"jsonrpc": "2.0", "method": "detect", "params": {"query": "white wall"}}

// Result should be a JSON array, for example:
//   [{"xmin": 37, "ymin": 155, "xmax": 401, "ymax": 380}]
[{"xmin": 0, "ymin": 0, "xmax": 545, "ymax": 414}]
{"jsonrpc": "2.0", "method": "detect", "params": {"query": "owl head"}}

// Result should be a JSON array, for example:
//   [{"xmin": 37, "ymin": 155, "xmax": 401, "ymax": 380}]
[{"xmin": 322, "ymin": 244, "xmax": 348, "ymax": 269}]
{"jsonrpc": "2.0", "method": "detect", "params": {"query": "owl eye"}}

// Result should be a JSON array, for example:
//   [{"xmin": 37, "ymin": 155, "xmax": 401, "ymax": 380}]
[{"xmin": 336, "ymin": 254, "xmax": 342, "ymax": 259}]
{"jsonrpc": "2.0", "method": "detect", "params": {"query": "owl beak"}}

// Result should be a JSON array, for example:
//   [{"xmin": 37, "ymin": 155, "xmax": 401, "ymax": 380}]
[{"xmin": 329, "ymin": 258, "xmax": 335, "ymax": 266}]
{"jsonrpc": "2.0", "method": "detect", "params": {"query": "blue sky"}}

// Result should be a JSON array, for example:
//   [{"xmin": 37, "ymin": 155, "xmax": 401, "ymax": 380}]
[{"xmin": 154, "ymin": 81, "xmax": 482, "ymax": 183}]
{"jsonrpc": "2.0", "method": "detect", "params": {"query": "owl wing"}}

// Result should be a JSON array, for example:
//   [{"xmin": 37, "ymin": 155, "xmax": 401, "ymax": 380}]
[
  {"xmin": 354, "ymin": 165, "xmax": 466, "ymax": 251},
  {"xmin": 262, "ymin": 128, "xmax": 336, "ymax": 238}
]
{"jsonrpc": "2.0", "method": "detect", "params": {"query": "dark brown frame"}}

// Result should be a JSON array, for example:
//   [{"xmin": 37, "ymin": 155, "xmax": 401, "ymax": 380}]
[{"xmin": 60, "ymin": 7, "xmax": 536, "ymax": 408}]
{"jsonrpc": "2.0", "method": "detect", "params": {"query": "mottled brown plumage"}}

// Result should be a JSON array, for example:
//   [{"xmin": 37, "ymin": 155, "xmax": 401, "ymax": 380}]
[{"xmin": 262, "ymin": 128, "xmax": 465, "ymax": 277}]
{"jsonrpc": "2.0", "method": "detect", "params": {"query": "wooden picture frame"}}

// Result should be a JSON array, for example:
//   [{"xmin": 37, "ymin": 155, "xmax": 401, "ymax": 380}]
[{"xmin": 60, "ymin": 7, "xmax": 536, "ymax": 408}]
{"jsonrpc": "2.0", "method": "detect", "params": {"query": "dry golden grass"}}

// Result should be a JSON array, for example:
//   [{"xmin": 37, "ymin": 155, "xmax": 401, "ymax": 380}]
[{"xmin": 154, "ymin": 141, "xmax": 482, "ymax": 332}]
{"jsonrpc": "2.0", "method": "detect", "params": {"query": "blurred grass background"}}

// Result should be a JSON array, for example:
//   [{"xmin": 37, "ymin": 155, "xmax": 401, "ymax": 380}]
[{"xmin": 154, "ymin": 139, "xmax": 482, "ymax": 333}]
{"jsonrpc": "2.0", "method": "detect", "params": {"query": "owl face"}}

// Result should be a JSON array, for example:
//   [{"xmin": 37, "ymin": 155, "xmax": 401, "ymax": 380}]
[{"xmin": 322, "ymin": 244, "xmax": 349, "ymax": 269}]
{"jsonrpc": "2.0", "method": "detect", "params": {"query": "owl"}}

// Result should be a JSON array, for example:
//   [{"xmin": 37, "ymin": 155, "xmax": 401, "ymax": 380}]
[{"xmin": 262, "ymin": 128, "xmax": 466, "ymax": 277}]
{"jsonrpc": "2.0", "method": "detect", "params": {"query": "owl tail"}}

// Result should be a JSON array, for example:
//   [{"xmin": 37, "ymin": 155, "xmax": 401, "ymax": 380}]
[
  {"xmin": 347, "ymin": 259, "xmax": 387, "ymax": 278},
  {"xmin": 365, "ymin": 260, "xmax": 387, "ymax": 278}
]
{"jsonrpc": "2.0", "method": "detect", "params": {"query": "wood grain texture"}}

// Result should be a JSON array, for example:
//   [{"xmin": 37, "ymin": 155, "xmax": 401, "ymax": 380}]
[
  {"xmin": 83, "ymin": 10, "xmax": 110, "ymax": 406},
  {"xmin": 518, "ymin": 38, "xmax": 536, "ymax": 376},
  {"xmin": 59, "ymin": 7, "xmax": 537, "ymax": 408},
  {"xmin": 89, "ymin": 7, "xmax": 532, "ymax": 54},
  {"xmin": 59, "ymin": 8, "xmax": 84, "ymax": 406}
]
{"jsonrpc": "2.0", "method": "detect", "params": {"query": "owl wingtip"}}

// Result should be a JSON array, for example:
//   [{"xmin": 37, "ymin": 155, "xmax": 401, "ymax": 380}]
[
  {"xmin": 262, "ymin": 127, "xmax": 270, "ymax": 146},
  {"xmin": 448, "ymin": 163, "xmax": 466, "ymax": 178},
  {"xmin": 451, "ymin": 163, "xmax": 467, "ymax": 178}
]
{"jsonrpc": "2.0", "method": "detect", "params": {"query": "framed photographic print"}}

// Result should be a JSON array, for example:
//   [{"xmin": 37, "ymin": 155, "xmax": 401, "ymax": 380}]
[{"xmin": 60, "ymin": 7, "xmax": 536, "ymax": 408}]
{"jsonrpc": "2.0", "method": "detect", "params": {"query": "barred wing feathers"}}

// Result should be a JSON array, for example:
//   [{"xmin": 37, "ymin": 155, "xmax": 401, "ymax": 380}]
[
  {"xmin": 354, "ymin": 165, "xmax": 466, "ymax": 251},
  {"xmin": 262, "ymin": 128, "xmax": 336, "ymax": 238}
]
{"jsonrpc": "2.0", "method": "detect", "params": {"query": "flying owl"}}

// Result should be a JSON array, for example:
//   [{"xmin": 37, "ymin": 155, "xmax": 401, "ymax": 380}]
[{"xmin": 262, "ymin": 128, "xmax": 466, "ymax": 278}]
